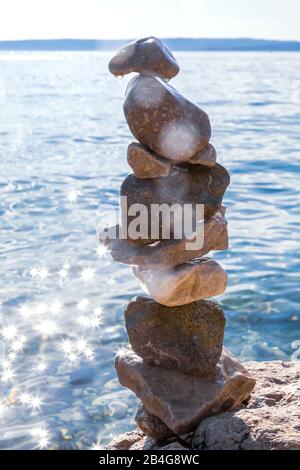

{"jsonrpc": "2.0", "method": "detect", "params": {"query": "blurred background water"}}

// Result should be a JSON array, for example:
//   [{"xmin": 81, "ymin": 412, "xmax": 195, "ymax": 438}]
[{"xmin": 0, "ymin": 51, "xmax": 300, "ymax": 449}]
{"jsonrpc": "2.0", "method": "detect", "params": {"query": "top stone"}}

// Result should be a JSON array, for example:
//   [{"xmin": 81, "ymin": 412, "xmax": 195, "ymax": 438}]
[{"xmin": 108, "ymin": 37, "xmax": 179, "ymax": 80}]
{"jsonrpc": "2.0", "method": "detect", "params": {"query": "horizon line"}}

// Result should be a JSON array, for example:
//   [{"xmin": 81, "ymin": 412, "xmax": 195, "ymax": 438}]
[
  {"xmin": 1, "ymin": 37, "xmax": 300, "ymax": 52},
  {"xmin": 1, "ymin": 36, "xmax": 300, "ymax": 43}
]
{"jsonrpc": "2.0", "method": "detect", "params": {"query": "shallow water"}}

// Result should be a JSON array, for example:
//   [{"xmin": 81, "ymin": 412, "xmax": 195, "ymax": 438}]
[{"xmin": 0, "ymin": 51, "xmax": 300, "ymax": 449}]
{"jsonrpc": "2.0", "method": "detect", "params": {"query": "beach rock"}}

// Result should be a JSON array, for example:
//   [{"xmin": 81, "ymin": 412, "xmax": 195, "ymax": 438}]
[
  {"xmin": 103, "ymin": 431, "xmax": 188, "ymax": 450},
  {"xmin": 193, "ymin": 412, "xmax": 249, "ymax": 450},
  {"xmin": 189, "ymin": 143, "xmax": 217, "ymax": 167},
  {"xmin": 107, "ymin": 361, "xmax": 300, "ymax": 451},
  {"xmin": 133, "ymin": 258, "xmax": 227, "ymax": 306},
  {"xmin": 192, "ymin": 360, "xmax": 300, "ymax": 450},
  {"xmin": 129, "ymin": 437, "xmax": 158, "ymax": 450},
  {"xmin": 124, "ymin": 74, "xmax": 211, "ymax": 161},
  {"xmin": 108, "ymin": 37, "xmax": 179, "ymax": 80},
  {"xmin": 120, "ymin": 164, "xmax": 230, "ymax": 244},
  {"xmin": 99, "ymin": 210, "xmax": 228, "ymax": 269},
  {"xmin": 158, "ymin": 442, "xmax": 189, "ymax": 451},
  {"xmin": 135, "ymin": 403, "xmax": 175, "ymax": 440},
  {"xmin": 102, "ymin": 429, "xmax": 148, "ymax": 450},
  {"xmin": 125, "ymin": 296, "xmax": 225, "ymax": 375},
  {"xmin": 127, "ymin": 142, "xmax": 171, "ymax": 178},
  {"xmin": 115, "ymin": 347, "xmax": 256, "ymax": 434}
]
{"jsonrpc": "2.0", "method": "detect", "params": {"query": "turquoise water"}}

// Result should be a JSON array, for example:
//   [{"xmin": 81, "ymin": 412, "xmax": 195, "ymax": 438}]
[{"xmin": 0, "ymin": 51, "xmax": 300, "ymax": 449}]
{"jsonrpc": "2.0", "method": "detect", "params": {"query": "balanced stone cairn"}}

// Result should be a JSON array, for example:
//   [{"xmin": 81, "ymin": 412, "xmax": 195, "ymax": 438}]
[{"xmin": 100, "ymin": 37, "xmax": 256, "ymax": 440}]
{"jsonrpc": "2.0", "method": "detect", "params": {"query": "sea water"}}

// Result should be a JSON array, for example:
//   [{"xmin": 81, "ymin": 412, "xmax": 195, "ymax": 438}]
[{"xmin": 0, "ymin": 51, "xmax": 300, "ymax": 449}]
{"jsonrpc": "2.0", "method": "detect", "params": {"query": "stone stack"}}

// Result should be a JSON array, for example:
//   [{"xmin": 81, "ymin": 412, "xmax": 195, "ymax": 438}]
[{"xmin": 100, "ymin": 37, "xmax": 256, "ymax": 439}]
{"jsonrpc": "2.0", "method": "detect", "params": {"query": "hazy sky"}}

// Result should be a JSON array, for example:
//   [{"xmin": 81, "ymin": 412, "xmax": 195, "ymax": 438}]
[{"xmin": 1, "ymin": 0, "xmax": 300, "ymax": 41}]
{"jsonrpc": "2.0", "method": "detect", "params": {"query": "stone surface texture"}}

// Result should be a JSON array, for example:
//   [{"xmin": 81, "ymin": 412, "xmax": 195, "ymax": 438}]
[{"xmin": 125, "ymin": 296, "xmax": 225, "ymax": 375}]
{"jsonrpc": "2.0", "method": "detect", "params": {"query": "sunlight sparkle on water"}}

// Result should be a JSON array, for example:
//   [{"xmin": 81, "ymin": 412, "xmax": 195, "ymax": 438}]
[
  {"xmin": 35, "ymin": 319, "xmax": 57, "ymax": 336},
  {"xmin": 49, "ymin": 301, "xmax": 63, "ymax": 316},
  {"xmin": 19, "ymin": 305, "xmax": 32, "ymax": 319},
  {"xmin": 67, "ymin": 190, "xmax": 80, "ymax": 203},
  {"xmin": 19, "ymin": 392, "xmax": 32, "ymax": 405},
  {"xmin": 77, "ymin": 299, "xmax": 89, "ymax": 311},
  {"xmin": 81, "ymin": 267, "xmax": 95, "ymax": 283},
  {"xmin": 35, "ymin": 362, "xmax": 48, "ymax": 372},
  {"xmin": 96, "ymin": 245, "xmax": 108, "ymax": 258},
  {"xmin": 31, "ymin": 427, "xmax": 50, "ymax": 449},
  {"xmin": 38, "ymin": 267, "xmax": 50, "ymax": 280},
  {"xmin": 1, "ymin": 325, "xmax": 18, "ymax": 341},
  {"xmin": 1, "ymin": 365, "xmax": 15, "ymax": 382},
  {"xmin": 30, "ymin": 395, "xmax": 43, "ymax": 411},
  {"xmin": 58, "ymin": 268, "xmax": 69, "ymax": 280}
]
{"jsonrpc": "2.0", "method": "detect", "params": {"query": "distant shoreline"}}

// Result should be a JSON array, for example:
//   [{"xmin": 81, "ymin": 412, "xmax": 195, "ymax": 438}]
[{"xmin": 1, "ymin": 38, "xmax": 300, "ymax": 51}]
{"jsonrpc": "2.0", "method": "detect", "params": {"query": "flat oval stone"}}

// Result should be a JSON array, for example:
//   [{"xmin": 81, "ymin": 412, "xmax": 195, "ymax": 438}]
[
  {"xmin": 133, "ymin": 258, "xmax": 227, "ymax": 306},
  {"xmin": 120, "ymin": 164, "xmax": 230, "ymax": 244},
  {"xmin": 124, "ymin": 75, "xmax": 211, "ymax": 162},
  {"xmin": 109, "ymin": 37, "xmax": 179, "ymax": 80},
  {"xmin": 127, "ymin": 142, "xmax": 171, "ymax": 178},
  {"xmin": 125, "ymin": 296, "xmax": 225, "ymax": 376},
  {"xmin": 99, "ymin": 210, "xmax": 228, "ymax": 269}
]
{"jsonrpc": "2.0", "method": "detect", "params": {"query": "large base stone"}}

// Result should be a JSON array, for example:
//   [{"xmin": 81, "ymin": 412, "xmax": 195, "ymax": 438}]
[
  {"xmin": 115, "ymin": 347, "xmax": 256, "ymax": 434},
  {"xmin": 125, "ymin": 296, "xmax": 225, "ymax": 375},
  {"xmin": 105, "ymin": 361, "xmax": 300, "ymax": 451}
]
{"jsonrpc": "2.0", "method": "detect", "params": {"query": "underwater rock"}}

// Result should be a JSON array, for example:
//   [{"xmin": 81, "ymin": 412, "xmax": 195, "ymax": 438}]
[
  {"xmin": 127, "ymin": 142, "xmax": 171, "ymax": 178},
  {"xmin": 108, "ymin": 36, "xmax": 179, "ymax": 80},
  {"xmin": 115, "ymin": 347, "xmax": 256, "ymax": 434},
  {"xmin": 124, "ymin": 75, "xmax": 211, "ymax": 162},
  {"xmin": 69, "ymin": 367, "xmax": 97, "ymax": 385},
  {"xmin": 133, "ymin": 258, "xmax": 227, "ymax": 306},
  {"xmin": 125, "ymin": 296, "xmax": 225, "ymax": 375}
]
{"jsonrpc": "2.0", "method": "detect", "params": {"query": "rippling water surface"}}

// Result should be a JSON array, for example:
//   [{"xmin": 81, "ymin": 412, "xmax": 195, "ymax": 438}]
[{"xmin": 0, "ymin": 51, "xmax": 300, "ymax": 449}]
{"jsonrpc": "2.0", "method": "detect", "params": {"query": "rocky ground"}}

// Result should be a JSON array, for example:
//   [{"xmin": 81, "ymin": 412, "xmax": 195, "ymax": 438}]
[{"xmin": 104, "ymin": 361, "xmax": 300, "ymax": 451}]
